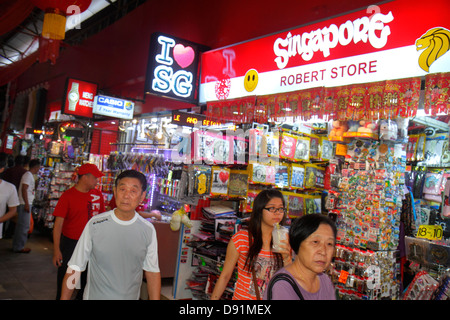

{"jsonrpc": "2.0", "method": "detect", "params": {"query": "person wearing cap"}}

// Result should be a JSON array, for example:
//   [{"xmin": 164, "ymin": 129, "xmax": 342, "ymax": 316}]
[{"xmin": 52, "ymin": 163, "xmax": 105, "ymax": 300}]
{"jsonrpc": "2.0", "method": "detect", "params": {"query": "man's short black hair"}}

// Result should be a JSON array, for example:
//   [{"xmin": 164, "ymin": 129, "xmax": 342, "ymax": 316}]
[
  {"xmin": 14, "ymin": 155, "xmax": 25, "ymax": 166},
  {"xmin": 29, "ymin": 159, "xmax": 41, "ymax": 169},
  {"xmin": 115, "ymin": 170, "xmax": 147, "ymax": 192},
  {"xmin": 0, "ymin": 153, "xmax": 8, "ymax": 169}
]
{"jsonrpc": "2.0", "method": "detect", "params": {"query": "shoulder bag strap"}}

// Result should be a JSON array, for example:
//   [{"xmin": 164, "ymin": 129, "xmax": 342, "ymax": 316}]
[
  {"xmin": 267, "ymin": 273, "xmax": 304, "ymax": 300},
  {"xmin": 248, "ymin": 232, "xmax": 261, "ymax": 300},
  {"xmin": 252, "ymin": 268, "xmax": 261, "ymax": 300}
]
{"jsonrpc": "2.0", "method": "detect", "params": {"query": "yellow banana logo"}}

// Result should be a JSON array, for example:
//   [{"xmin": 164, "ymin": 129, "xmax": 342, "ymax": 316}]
[{"xmin": 416, "ymin": 27, "xmax": 450, "ymax": 72}]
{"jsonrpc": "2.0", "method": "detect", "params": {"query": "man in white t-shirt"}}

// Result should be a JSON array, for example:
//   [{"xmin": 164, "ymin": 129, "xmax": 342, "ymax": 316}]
[
  {"xmin": 61, "ymin": 170, "xmax": 161, "ymax": 300},
  {"xmin": 12, "ymin": 159, "xmax": 41, "ymax": 253},
  {"xmin": 0, "ymin": 153, "xmax": 20, "ymax": 239}
]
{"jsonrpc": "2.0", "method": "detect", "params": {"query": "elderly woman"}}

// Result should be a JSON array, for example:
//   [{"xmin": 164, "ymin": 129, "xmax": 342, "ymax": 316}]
[{"xmin": 264, "ymin": 213, "xmax": 336, "ymax": 300}]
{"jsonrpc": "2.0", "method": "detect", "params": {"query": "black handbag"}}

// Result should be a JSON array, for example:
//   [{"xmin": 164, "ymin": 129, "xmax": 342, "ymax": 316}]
[{"xmin": 266, "ymin": 272, "xmax": 304, "ymax": 300}]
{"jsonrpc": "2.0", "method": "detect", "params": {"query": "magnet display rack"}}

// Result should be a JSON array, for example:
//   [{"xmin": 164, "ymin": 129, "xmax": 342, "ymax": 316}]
[{"xmin": 325, "ymin": 118, "xmax": 408, "ymax": 300}]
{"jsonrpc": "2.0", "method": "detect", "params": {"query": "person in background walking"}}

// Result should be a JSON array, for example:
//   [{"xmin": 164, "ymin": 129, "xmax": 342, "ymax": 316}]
[
  {"xmin": 52, "ymin": 163, "xmax": 105, "ymax": 300},
  {"xmin": 1, "ymin": 155, "xmax": 28, "ymax": 238},
  {"xmin": 0, "ymin": 153, "xmax": 20, "ymax": 239},
  {"xmin": 12, "ymin": 159, "xmax": 41, "ymax": 253},
  {"xmin": 2, "ymin": 155, "xmax": 28, "ymax": 190}
]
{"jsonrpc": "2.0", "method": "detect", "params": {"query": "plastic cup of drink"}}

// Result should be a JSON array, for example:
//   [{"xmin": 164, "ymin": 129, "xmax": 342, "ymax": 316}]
[{"xmin": 272, "ymin": 225, "xmax": 289, "ymax": 252}]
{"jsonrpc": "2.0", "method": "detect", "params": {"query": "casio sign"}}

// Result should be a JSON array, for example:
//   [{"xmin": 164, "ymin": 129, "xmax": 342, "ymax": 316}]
[
  {"xmin": 98, "ymin": 96, "xmax": 124, "ymax": 107},
  {"xmin": 93, "ymin": 95, "xmax": 134, "ymax": 119}
]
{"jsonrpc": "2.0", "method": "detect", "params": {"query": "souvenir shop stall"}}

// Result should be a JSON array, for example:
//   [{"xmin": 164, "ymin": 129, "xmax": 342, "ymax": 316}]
[
  {"xmin": 30, "ymin": 119, "xmax": 94, "ymax": 232},
  {"xmin": 180, "ymin": 71, "xmax": 449, "ymax": 301},
  {"xmin": 99, "ymin": 114, "xmax": 210, "ymax": 279},
  {"xmin": 181, "ymin": 0, "xmax": 450, "ymax": 300}
]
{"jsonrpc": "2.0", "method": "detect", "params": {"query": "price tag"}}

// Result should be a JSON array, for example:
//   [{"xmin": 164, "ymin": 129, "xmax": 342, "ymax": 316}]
[
  {"xmin": 338, "ymin": 270, "xmax": 349, "ymax": 284},
  {"xmin": 416, "ymin": 225, "xmax": 443, "ymax": 241}
]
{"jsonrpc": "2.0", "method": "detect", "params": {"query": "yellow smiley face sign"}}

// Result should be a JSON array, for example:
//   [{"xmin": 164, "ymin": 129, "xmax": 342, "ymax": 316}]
[{"xmin": 244, "ymin": 69, "xmax": 259, "ymax": 92}]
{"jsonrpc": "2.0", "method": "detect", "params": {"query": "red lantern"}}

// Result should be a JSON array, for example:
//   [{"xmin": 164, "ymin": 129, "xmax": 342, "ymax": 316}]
[{"xmin": 31, "ymin": 0, "xmax": 91, "ymax": 63}]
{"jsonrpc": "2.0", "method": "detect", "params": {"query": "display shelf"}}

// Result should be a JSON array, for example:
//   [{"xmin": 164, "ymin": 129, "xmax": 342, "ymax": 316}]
[
  {"xmin": 326, "ymin": 133, "xmax": 405, "ymax": 300},
  {"xmin": 34, "ymin": 162, "xmax": 76, "ymax": 229}
]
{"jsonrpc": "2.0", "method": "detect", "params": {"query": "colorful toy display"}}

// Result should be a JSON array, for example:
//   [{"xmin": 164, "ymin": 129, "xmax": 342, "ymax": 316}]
[{"xmin": 329, "ymin": 120, "xmax": 349, "ymax": 141}]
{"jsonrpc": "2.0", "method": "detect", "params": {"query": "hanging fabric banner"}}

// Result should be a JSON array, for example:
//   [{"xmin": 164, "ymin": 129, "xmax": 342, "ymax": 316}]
[
  {"xmin": 206, "ymin": 96, "xmax": 256, "ymax": 124},
  {"xmin": 366, "ymin": 81, "xmax": 385, "ymax": 120},
  {"xmin": 274, "ymin": 92, "xmax": 290, "ymax": 120},
  {"xmin": 335, "ymin": 86, "xmax": 351, "ymax": 121},
  {"xmin": 204, "ymin": 75, "xmax": 447, "ymax": 123},
  {"xmin": 398, "ymin": 77, "xmax": 421, "ymax": 118},
  {"xmin": 425, "ymin": 73, "xmax": 450, "ymax": 116},
  {"xmin": 323, "ymin": 87, "xmax": 338, "ymax": 121},
  {"xmin": 287, "ymin": 91, "xmax": 301, "ymax": 121},
  {"xmin": 383, "ymin": 80, "xmax": 400, "ymax": 119},
  {"xmin": 348, "ymin": 84, "xmax": 367, "ymax": 121},
  {"xmin": 299, "ymin": 87, "xmax": 325, "ymax": 121},
  {"xmin": 256, "ymin": 94, "xmax": 277, "ymax": 123},
  {"xmin": 384, "ymin": 77, "xmax": 421, "ymax": 118}
]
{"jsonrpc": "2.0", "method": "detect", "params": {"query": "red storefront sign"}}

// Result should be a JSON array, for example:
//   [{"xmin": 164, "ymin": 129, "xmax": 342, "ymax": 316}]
[
  {"xmin": 62, "ymin": 78, "xmax": 98, "ymax": 118},
  {"xmin": 199, "ymin": 0, "xmax": 450, "ymax": 104}
]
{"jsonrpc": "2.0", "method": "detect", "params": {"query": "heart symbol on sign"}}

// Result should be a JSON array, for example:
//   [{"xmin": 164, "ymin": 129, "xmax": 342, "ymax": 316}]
[
  {"xmin": 219, "ymin": 171, "xmax": 229, "ymax": 183},
  {"xmin": 173, "ymin": 44, "xmax": 195, "ymax": 68}
]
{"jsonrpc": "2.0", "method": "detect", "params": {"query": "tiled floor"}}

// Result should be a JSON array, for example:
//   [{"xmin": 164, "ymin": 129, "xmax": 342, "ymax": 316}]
[{"xmin": 0, "ymin": 230, "xmax": 174, "ymax": 300}]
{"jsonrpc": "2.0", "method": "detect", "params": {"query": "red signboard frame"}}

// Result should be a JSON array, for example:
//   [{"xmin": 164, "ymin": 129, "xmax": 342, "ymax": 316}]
[
  {"xmin": 62, "ymin": 78, "xmax": 98, "ymax": 118},
  {"xmin": 199, "ymin": 0, "xmax": 450, "ymax": 102}
]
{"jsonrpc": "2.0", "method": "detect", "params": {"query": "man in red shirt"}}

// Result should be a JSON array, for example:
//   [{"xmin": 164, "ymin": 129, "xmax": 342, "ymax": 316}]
[{"xmin": 52, "ymin": 163, "xmax": 105, "ymax": 300}]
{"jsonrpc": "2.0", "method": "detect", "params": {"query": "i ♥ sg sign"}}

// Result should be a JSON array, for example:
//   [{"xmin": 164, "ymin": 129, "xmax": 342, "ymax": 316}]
[{"xmin": 145, "ymin": 32, "xmax": 208, "ymax": 104}]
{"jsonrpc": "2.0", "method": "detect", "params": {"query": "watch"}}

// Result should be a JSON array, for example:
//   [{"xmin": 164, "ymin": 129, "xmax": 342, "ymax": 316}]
[{"xmin": 68, "ymin": 82, "xmax": 80, "ymax": 111}]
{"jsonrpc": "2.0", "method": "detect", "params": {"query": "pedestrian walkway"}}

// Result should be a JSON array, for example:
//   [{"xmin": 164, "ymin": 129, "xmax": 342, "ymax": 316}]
[
  {"xmin": 0, "ymin": 230, "xmax": 174, "ymax": 300},
  {"xmin": 0, "ymin": 230, "xmax": 56, "ymax": 299}
]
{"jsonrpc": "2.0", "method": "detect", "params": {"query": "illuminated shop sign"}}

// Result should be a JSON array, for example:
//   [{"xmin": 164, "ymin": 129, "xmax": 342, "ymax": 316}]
[
  {"xmin": 62, "ymin": 78, "xmax": 98, "ymax": 118},
  {"xmin": 199, "ymin": 0, "xmax": 450, "ymax": 103},
  {"xmin": 172, "ymin": 111, "xmax": 222, "ymax": 127},
  {"xmin": 25, "ymin": 128, "xmax": 54, "ymax": 135},
  {"xmin": 145, "ymin": 32, "xmax": 208, "ymax": 104},
  {"xmin": 93, "ymin": 95, "xmax": 134, "ymax": 119}
]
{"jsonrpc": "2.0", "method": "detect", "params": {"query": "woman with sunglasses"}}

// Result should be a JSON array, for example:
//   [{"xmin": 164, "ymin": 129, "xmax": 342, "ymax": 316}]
[{"xmin": 211, "ymin": 189, "xmax": 291, "ymax": 300}]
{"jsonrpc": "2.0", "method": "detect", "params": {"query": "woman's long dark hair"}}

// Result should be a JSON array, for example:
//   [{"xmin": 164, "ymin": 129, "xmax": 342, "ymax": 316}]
[{"xmin": 244, "ymin": 189, "xmax": 286, "ymax": 272}]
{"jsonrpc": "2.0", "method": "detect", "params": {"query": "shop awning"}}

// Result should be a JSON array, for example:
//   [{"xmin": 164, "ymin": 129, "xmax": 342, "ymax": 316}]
[{"xmin": 205, "ymin": 73, "xmax": 450, "ymax": 124}]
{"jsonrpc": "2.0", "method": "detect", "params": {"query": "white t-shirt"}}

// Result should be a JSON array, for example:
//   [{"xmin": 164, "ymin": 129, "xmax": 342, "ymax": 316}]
[
  {"xmin": 0, "ymin": 179, "xmax": 20, "ymax": 239},
  {"xmin": 19, "ymin": 171, "xmax": 36, "ymax": 205},
  {"xmin": 68, "ymin": 209, "xmax": 160, "ymax": 300}
]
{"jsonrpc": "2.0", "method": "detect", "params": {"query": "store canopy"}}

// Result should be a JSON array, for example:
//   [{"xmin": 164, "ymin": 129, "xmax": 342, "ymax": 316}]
[{"xmin": 205, "ymin": 73, "xmax": 450, "ymax": 124}]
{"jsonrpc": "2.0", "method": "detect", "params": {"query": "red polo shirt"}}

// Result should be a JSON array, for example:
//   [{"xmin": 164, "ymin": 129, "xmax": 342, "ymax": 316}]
[{"xmin": 53, "ymin": 187, "xmax": 105, "ymax": 240}]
